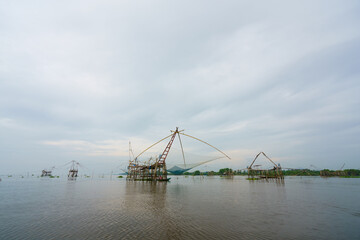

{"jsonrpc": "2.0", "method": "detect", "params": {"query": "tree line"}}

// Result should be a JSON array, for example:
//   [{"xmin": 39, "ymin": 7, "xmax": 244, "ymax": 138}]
[{"xmin": 179, "ymin": 168, "xmax": 360, "ymax": 177}]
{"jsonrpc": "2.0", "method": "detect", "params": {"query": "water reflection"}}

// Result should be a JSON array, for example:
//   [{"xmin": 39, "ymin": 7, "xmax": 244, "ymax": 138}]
[
  {"xmin": 1, "ymin": 177, "xmax": 359, "ymax": 239},
  {"xmin": 125, "ymin": 181, "xmax": 167, "ymax": 209},
  {"xmin": 124, "ymin": 181, "xmax": 185, "ymax": 239},
  {"xmin": 248, "ymin": 178, "xmax": 285, "ymax": 185}
]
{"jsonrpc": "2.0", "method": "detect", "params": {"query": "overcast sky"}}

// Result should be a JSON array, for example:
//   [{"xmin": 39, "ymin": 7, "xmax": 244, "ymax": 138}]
[{"xmin": 1, "ymin": 0, "xmax": 359, "ymax": 174}]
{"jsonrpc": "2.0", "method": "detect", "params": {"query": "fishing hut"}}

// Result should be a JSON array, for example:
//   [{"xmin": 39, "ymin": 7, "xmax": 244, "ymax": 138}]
[
  {"xmin": 320, "ymin": 164, "xmax": 347, "ymax": 177},
  {"xmin": 41, "ymin": 170, "xmax": 52, "ymax": 177},
  {"xmin": 247, "ymin": 152, "xmax": 284, "ymax": 179},
  {"xmin": 320, "ymin": 169, "xmax": 346, "ymax": 177},
  {"xmin": 41, "ymin": 167, "xmax": 54, "ymax": 177},
  {"xmin": 128, "ymin": 157, "xmax": 166, "ymax": 181},
  {"xmin": 127, "ymin": 127, "xmax": 230, "ymax": 181},
  {"xmin": 68, "ymin": 160, "xmax": 79, "ymax": 179}
]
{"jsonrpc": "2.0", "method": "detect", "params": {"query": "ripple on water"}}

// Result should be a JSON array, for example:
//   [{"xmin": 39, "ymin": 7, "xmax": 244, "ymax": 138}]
[{"xmin": 0, "ymin": 177, "xmax": 359, "ymax": 239}]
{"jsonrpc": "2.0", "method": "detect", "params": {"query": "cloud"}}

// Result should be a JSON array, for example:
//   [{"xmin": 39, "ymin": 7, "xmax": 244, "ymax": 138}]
[
  {"xmin": 41, "ymin": 139, "xmax": 127, "ymax": 156},
  {"xmin": 1, "ymin": 0, "xmax": 360, "ymax": 173},
  {"xmin": 0, "ymin": 118, "xmax": 16, "ymax": 128}
]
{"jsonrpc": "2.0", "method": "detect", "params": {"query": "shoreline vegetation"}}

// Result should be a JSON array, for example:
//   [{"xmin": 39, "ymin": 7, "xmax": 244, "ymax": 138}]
[{"xmin": 179, "ymin": 168, "xmax": 360, "ymax": 178}]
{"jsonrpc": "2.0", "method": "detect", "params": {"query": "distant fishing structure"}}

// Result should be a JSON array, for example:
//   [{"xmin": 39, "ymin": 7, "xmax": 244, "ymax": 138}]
[
  {"xmin": 41, "ymin": 166, "xmax": 54, "ymax": 177},
  {"xmin": 247, "ymin": 152, "xmax": 284, "ymax": 179},
  {"xmin": 68, "ymin": 160, "xmax": 79, "ymax": 180},
  {"xmin": 39, "ymin": 161, "xmax": 83, "ymax": 179},
  {"xmin": 127, "ymin": 127, "xmax": 230, "ymax": 181}
]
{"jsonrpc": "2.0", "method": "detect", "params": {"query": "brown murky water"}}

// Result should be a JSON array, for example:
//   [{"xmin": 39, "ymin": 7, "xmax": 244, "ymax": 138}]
[{"xmin": 0, "ymin": 176, "xmax": 359, "ymax": 239}]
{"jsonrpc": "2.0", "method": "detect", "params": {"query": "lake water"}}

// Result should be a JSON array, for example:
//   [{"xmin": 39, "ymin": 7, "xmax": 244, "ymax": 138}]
[{"xmin": 0, "ymin": 176, "xmax": 359, "ymax": 239}]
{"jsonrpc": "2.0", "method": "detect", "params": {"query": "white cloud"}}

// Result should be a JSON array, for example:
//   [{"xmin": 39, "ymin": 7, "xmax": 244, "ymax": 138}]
[{"xmin": 1, "ymin": 0, "xmax": 360, "ymax": 173}]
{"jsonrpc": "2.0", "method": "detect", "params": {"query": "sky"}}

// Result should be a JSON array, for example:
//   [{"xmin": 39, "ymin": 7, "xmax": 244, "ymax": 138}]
[{"xmin": 1, "ymin": 0, "xmax": 359, "ymax": 174}]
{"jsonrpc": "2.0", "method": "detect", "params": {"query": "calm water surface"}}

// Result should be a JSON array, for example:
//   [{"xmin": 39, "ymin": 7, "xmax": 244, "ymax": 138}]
[{"xmin": 0, "ymin": 176, "xmax": 359, "ymax": 239}]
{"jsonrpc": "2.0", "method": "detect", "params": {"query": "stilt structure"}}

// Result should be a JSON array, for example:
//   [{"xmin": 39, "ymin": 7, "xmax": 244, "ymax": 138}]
[
  {"xmin": 41, "ymin": 167, "xmax": 54, "ymax": 177},
  {"xmin": 41, "ymin": 170, "xmax": 52, "ymax": 177},
  {"xmin": 68, "ymin": 160, "xmax": 79, "ymax": 180},
  {"xmin": 320, "ymin": 163, "xmax": 347, "ymax": 177},
  {"xmin": 247, "ymin": 152, "xmax": 284, "ymax": 179},
  {"xmin": 127, "ymin": 127, "xmax": 230, "ymax": 181}
]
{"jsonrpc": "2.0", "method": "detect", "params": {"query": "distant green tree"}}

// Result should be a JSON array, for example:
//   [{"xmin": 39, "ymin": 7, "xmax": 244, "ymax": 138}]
[
  {"xmin": 343, "ymin": 169, "xmax": 360, "ymax": 176},
  {"xmin": 218, "ymin": 168, "xmax": 233, "ymax": 176}
]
